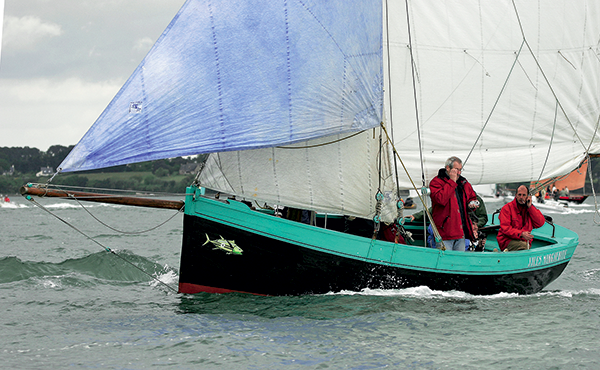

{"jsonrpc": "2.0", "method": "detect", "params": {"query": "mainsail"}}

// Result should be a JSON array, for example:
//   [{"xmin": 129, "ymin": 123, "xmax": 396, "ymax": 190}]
[
  {"xmin": 386, "ymin": 1, "xmax": 600, "ymax": 188},
  {"xmin": 58, "ymin": 0, "xmax": 383, "ymax": 172}
]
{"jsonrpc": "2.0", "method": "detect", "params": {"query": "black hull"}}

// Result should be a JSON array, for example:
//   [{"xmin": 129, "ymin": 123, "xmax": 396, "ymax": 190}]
[
  {"xmin": 558, "ymin": 195, "xmax": 588, "ymax": 204},
  {"xmin": 179, "ymin": 214, "xmax": 568, "ymax": 296}
]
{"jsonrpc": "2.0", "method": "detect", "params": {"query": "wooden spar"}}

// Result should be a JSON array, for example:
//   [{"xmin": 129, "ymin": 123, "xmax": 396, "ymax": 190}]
[{"xmin": 20, "ymin": 185, "xmax": 184, "ymax": 210}]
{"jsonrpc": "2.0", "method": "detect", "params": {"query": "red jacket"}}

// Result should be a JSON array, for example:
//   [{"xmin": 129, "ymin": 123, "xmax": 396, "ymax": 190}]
[
  {"xmin": 429, "ymin": 169, "xmax": 477, "ymax": 241},
  {"xmin": 497, "ymin": 198, "xmax": 545, "ymax": 250}
]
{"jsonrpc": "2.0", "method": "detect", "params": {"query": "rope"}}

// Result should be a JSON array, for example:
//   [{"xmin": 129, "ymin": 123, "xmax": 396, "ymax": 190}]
[
  {"xmin": 586, "ymin": 155, "xmax": 600, "ymax": 224},
  {"xmin": 40, "ymin": 184, "xmax": 185, "ymax": 235},
  {"xmin": 275, "ymin": 131, "xmax": 364, "ymax": 149},
  {"xmin": 403, "ymin": 0, "xmax": 426, "ymax": 189},
  {"xmin": 464, "ymin": 40, "xmax": 524, "ymax": 166},
  {"xmin": 379, "ymin": 122, "xmax": 445, "ymax": 250},
  {"xmin": 537, "ymin": 103, "xmax": 559, "ymax": 182},
  {"xmin": 25, "ymin": 196, "xmax": 178, "ymax": 293}
]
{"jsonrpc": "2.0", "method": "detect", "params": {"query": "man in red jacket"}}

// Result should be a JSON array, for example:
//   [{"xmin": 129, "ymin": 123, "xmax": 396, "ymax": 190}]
[
  {"xmin": 497, "ymin": 185, "xmax": 545, "ymax": 251},
  {"xmin": 429, "ymin": 156, "xmax": 478, "ymax": 251}
]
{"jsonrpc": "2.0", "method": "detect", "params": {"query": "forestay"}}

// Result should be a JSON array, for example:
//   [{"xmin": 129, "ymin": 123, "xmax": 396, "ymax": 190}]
[{"xmin": 59, "ymin": 0, "xmax": 383, "ymax": 172}]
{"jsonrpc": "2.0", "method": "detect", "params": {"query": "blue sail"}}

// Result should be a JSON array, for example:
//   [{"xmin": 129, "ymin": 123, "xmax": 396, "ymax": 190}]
[{"xmin": 59, "ymin": 0, "xmax": 383, "ymax": 172}]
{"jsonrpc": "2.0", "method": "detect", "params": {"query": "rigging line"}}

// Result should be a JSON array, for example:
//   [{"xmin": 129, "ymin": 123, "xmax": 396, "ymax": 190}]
[
  {"xmin": 379, "ymin": 122, "xmax": 446, "ymax": 251},
  {"xmin": 584, "ymin": 115, "xmax": 600, "ymax": 224},
  {"xmin": 557, "ymin": 50, "xmax": 576, "ymax": 70},
  {"xmin": 592, "ymin": 46, "xmax": 600, "ymax": 63},
  {"xmin": 25, "ymin": 197, "xmax": 178, "ymax": 293},
  {"xmin": 585, "ymin": 154, "xmax": 600, "ymax": 224},
  {"xmin": 52, "ymin": 184, "xmax": 184, "ymax": 235},
  {"xmin": 275, "ymin": 130, "xmax": 364, "ymax": 149},
  {"xmin": 463, "ymin": 50, "xmax": 490, "ymax": 77},
  {"xmin": 384, "ymin": 0, "xmax": 394, "ymax": 139},
  {"xmin": 384, "ymin": 0, "xmax": 403, "ymax": 203},
  {"xmin": 537, "ymin": 102, "xmax": 559, "ymax": 182},
  {"xmin": 403, "ymin": 0, "xmax": 426, "ymax": 188},
  {"xmin": 511, "ymin": 0, "xmax": 587, "ymax": 152},
  {"xmin": 464, "ymin": 41, "xmax": 525, "ymax": 166}
]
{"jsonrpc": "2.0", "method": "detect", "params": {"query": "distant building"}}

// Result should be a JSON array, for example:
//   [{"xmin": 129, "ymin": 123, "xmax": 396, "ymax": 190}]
[
  {"xmin": 179, "ymin": 163, "xmax": 202, "ymax": 175},
  {"xmin": 2, "ymin": 165, "xmax": 15, "ymax": 176},
  {"xmin": 36, "ymin": 166, "xmax": 54, "ymax": 177}
]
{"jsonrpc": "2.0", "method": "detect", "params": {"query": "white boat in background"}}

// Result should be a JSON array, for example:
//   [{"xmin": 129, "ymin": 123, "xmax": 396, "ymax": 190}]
[{"xmin": 472, "ymin": 184, "xmax": 504, "ymax": 202}]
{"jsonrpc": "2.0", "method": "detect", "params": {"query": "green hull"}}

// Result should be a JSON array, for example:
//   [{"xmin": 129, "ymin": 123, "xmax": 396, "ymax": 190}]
[{"xmin": 178, "ymin": 186, "xmax": 578, "ymax": 295}]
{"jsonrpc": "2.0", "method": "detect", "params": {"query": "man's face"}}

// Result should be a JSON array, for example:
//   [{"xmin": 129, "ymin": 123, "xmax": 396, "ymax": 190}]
[
  {"xmin": 516, "ymin": 187, "xmax": 528, "ymax": 205},
  {"xmin": 446, "ymin": 162, "xmax": 463, "ymax": 173}
]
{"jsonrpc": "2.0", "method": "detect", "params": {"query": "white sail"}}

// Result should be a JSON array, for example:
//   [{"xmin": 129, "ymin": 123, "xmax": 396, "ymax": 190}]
[
  {"xmin": 199, "ymin": 130, "xmax": 398, "ymax": 220},
  {"xmin": 0, "ymin": 0, "xmax": 4, "ymax": 65},
  {"xmin": 385, "ymin": 1, "xmax": 600, "ymax": 189}
]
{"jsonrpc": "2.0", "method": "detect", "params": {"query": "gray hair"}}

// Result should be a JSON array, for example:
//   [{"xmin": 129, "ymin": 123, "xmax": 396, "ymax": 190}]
[{"xmin": 445, "ymin": 156, "xmax": 462, "ymax": 169}]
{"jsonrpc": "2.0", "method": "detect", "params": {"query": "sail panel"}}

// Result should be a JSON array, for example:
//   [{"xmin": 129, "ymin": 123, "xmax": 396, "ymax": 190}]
[
  {"xmin": 199, "ymin": 130, "xmax": 398, "ymax": 221},
  {"xmin": 0, "ymin": 0, "xmax": 4, "ymax": 65},
  {"xmin": 59, "ymin": 0, "xmax": 383, "ymax": 172},
  {"xmin": 385, "ymin": 0, "xmax": 600, "ymax": 189}
]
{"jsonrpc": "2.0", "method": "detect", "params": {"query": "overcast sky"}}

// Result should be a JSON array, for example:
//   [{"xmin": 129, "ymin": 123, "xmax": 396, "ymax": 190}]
[{"xmin": 0, "ymin": 0, "xmax": 185, "ymax": 151}]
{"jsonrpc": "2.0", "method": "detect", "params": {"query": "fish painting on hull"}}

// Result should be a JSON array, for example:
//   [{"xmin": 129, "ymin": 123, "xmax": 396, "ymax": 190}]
[{"xmin": 203, "ymin": 233, "xmax": 243, "ymax": 255}]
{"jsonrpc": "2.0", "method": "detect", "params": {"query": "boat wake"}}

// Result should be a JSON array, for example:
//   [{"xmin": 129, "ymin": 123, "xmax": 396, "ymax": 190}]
[{"xmin": 331, "ymin": 285, "xmax": 600, "ymax": 299}]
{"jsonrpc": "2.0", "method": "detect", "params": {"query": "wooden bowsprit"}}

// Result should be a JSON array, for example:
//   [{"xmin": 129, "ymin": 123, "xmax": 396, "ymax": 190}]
[{"xmin": 20, "ymin": 183, "xmax": 184, "ymax": 210}]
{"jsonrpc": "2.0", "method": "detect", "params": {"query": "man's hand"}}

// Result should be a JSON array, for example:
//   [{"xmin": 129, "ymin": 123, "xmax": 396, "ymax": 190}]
[
  {"xmin": 521, "ymin": 231, "xmax": 533, "ymax": 240},
  {"xmin": 448, "ymin": 168, "xmax": 459, "ymax": 182}
]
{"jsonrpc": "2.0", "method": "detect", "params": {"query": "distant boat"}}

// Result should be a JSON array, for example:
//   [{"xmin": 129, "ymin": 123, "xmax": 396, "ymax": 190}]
[
  {"xmin": 557, "ymin": 195, "xmax": 588, "ymax": 204},
  {"xmin": 22, "ymin": 1, "xmax": 600, "ymax": 296},
  {"xmin": 541, "ymin": 159, "xmax": 591, "ymax": 204},
  {"xmin": 472, "ymin": 184, "xmax": 504, "ymax": 202}
]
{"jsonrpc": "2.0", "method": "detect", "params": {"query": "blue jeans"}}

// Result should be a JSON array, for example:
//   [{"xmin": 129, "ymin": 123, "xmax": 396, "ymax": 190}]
[{"xmin": 437, "ymin": 238, "xmax": 465, "ymax": 251}]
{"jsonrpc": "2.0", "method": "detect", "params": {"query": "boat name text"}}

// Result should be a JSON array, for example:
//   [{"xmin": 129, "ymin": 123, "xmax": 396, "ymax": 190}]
[{"xmin": 527, "ymin": 250, "xmax": 567, "ymax": 267}]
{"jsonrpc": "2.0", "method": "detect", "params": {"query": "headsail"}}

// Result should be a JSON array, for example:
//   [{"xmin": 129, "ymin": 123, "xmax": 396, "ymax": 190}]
[
  {"xmin": 385, "ymin": 1, "xmax": 600, "ymax": 188},
  {"xmin": 59, "ymin": 0, "xmax": 383, "ymax": 172}
]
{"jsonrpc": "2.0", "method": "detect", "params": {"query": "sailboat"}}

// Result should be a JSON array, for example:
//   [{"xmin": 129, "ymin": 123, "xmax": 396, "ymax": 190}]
[
  {"xmin": 22, "ymin": 1, "xmax": 600, "ymax": 295},
  {"xmin": 547, "ymin": 159, "xmax": 591, "ymax": 204}
]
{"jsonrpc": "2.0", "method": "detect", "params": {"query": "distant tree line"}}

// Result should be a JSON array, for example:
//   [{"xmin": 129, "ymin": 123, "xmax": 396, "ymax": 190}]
[{"xmin": 0, "ymin": 145, "xmax": 207, "ymax": 194}]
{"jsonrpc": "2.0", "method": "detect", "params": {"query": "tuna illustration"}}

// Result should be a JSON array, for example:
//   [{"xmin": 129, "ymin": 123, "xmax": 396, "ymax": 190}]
[{"xmin": 203, "ymin": 234, "xmax": 243, "ymax": 255}]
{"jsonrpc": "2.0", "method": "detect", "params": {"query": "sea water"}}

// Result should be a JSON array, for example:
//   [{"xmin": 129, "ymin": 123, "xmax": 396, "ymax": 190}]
[{"xmin": 1, "ymin": 195, "xmax": 599, "ymax": 369}]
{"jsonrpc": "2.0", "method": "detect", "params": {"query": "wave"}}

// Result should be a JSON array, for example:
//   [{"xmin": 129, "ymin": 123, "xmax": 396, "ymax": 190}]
[
  {"xmin": 0, "ymin": 200, "xmax": 129, "ymax": 210},
  {"xmin": 0, "ymin": 202, "xmax": 28, "ymax": 209},
  {"xmin": 0, "ymin": 251, "xmax": 178, "ymax": 289}
]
